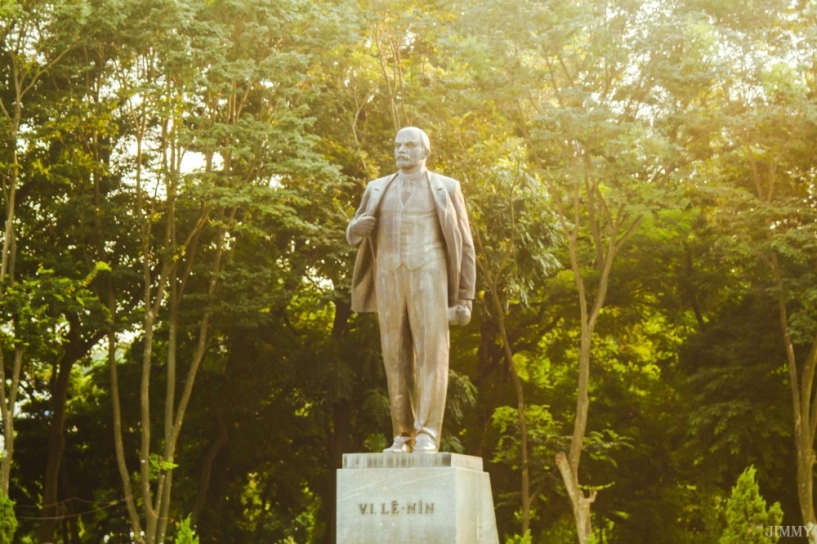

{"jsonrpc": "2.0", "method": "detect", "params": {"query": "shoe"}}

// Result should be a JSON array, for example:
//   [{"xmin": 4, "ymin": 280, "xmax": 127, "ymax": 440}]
[
  {"xmin": 412, "ymin": 434, "xmax": 438, "ymax": 453},
  {"xmin": 383, "ymin": 435, "xmax": 413, "ymax": 453}
]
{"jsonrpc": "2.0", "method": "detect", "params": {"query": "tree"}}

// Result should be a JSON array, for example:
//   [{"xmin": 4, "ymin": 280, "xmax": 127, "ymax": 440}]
[
  {"xmin": 0, "ymin": 490, "xmax": 16, "ymax": 544},
  {"xmin": 454, "ymin": 133, "xmax": 561, "ymax": 534},
  {"xmin": 683, "ymin": 1, "xmax": 817, "ymax": 537},
  {"xmin": 0, "ymin": 0, "xmax": 89, "ymax": 499},
  {"xmin": 720, "ymin": 466, "xmax": 783, "ymax": 544},
  {"xmin": 174, "ymin": 515, "xmax": 200, "ymax": 544},
  {"xmin": 448, "ymin": 0, "xmax": 677, "ymax": 540},
  {"xmin": 99, "ymin": 1, "xmax": 348, "ymax": 542}
]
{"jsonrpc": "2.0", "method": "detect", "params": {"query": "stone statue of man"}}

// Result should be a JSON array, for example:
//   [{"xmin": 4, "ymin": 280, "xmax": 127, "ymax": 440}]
[{"xmin": 347, "ymin": 127, "xmax": 476, "ymax": 453}]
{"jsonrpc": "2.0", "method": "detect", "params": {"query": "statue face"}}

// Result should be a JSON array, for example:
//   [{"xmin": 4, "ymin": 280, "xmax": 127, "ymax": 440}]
[{"xmin": 394, "ymin": 128, "xmax": 428, "ymax": 172}]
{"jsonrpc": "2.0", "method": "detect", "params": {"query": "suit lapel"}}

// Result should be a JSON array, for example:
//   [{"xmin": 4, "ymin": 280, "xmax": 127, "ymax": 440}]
[
  {"xmin": 427, "ymin": 171, "xmax": 450, "ymax": 222},
  {"xmin": 366, "ymin": 173, "xmax": 398, "ymax": 215}
]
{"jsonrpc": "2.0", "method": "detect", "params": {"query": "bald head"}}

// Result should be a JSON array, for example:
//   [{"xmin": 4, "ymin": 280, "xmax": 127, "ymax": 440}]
[
  {"xmin": 397, "ymin": 127, "xmax": 430, "ymax": 154},
  {"xmin": 394, "ymin": 126, "xmax": 431, "ymax": 174}
]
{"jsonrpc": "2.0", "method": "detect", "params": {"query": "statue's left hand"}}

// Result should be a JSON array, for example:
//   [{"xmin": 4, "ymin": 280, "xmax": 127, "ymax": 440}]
[{"xmin": 447, "ymin": 300, "xmax": 472, "ymax": 326}]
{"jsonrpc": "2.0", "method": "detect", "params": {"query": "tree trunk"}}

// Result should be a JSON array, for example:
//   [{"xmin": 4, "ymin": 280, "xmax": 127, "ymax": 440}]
[
  {"xmin": 192, "ymin": 410, "xmax": 228, "ymax": 523},
  {"xmin": 489, "ymin": 287, "xmax": 531, "ymax": 533},
  {"xmin": 108, "ymin": 289, "xmax": 143, "ymax": 539},
  {"xmin": 554, "ymin": 200, "xmax": 596, "ymax": 544},
  {"xmin": 326, "ymin": 298, "xmax": 352, "ymax": 544},
  {"xmin": 547, "ymin": 170, "xmax": 640, "ymax": 544},
  {"xmin": 773, "ymin": 253, "xmax": 817, "ymax": 539},
  {"xmin": 38, "ymin": 314, "xmax": 117, "ymax": 542},
  {"xmin": 39, "ymin": 352, "xmax": 75, "ymax": 543},
  {"xmin": 59, "ymin": 460, "xmax": 82, "ymax": 544},
  {"xmin": 556, "ymin": 323, "xmax": 595, "ymax": 544},
  {"xmin": 0, "ymin": 347, "xmax": 23, "ymax": 494},
  {"xmin": 327, "ymin": 399, "xmax": 351, "ymax": 544},
  {"xmin": 473, "ymin": 224, "xmax": 532, "ymax": 534},
  {"xmin": 556, "ymin": 452, "xmax": 596, "ymax": 544},
  {"xmin": 0, "ymin": 127, "xmax": 19, "ymax": 281}
]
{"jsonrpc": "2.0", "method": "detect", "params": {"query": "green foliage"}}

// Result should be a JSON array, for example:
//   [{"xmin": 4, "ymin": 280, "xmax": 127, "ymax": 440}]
[
  {"xmin": 492, "ymin": 404, "xmax": 562, "ymax": 471},
  {"xmin": 719, "ymin": 466, "xmax": 783, "ymax": 544},
  {"xmin": 538, "ymin": 516, "xmax": 584, "ymax": 544},
  {"xmin": 148, "ymin": 454, "xmax": 179, "ymax": 480},
  {"xmin": 0, "ymin": 491, "xmax": 17, "ymax": 544},
  {"xmin": 174, "ymin": 515, "xmax": 200, "ymax": 544},
  {"xmin": 505, "ymin": 530, "xmax": 533, "ymax": 544}
]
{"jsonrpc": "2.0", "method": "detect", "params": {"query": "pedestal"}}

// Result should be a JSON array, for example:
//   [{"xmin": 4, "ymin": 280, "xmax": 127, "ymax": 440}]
[{"xmin": 336, "ymin": 453, "xmax": 499, "ymax": 544}]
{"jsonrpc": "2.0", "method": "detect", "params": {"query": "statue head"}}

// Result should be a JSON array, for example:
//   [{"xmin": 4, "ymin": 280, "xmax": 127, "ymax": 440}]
[{"xmin": 394, "ymin": 126, "xmax": 430, "ymax": 173}]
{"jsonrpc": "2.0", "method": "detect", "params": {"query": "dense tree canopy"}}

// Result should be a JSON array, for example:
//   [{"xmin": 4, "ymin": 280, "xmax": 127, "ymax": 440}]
[{"xmin": 1, "ymin": 0, "xmax": 816, "ymax": 542}]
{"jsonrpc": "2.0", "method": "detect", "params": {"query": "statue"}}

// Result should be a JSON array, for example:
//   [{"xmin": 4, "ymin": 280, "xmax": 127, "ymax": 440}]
[{"xmin": 347, "ymin": 127, "xmax": 476, "ymax": 453}]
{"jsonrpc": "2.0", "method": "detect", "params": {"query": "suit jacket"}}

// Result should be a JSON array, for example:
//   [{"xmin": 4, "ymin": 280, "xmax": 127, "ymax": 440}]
[{"xmin": 347, "ymin": 171, "xmax": 476, "ymax": 313}]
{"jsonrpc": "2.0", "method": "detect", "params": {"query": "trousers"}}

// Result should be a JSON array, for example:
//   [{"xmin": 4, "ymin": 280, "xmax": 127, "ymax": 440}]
[{"xmin": 375, "ymin": 255, "xmax": 449, "ymax": 443}]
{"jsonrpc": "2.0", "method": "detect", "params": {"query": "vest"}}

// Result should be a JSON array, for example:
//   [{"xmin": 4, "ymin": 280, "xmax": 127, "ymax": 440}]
[{"xmin": 376, "ymin": 174, "xmax": 445, "ymax": 272}]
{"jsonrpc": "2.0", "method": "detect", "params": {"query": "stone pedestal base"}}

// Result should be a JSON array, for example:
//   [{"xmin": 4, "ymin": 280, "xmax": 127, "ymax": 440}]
[{"xmin": 336, "ymin": 453, "xmax": 499, "ymax": 544}]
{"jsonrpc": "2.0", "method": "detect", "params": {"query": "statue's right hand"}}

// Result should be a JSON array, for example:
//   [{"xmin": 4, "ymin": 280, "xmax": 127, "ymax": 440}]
[{"xmin": 350, "ymin": 215, "xmax": 376, "ymax": 237}]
